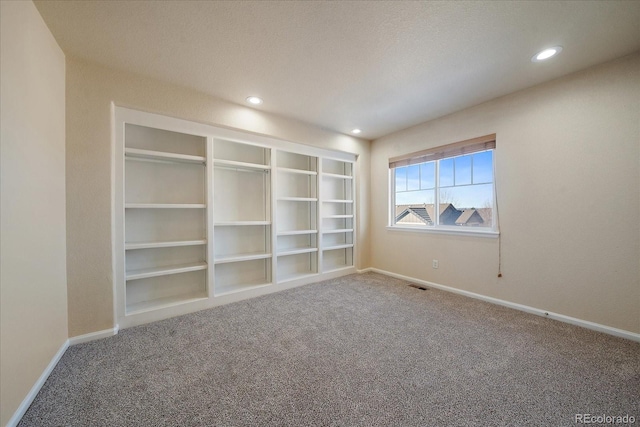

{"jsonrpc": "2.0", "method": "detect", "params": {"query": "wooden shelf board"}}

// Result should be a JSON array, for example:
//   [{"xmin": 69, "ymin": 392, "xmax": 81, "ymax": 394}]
[
  {"xmin": 323, "ymin": 199, "xmax": 353, "ymax": 204},
  {"xmin": 277, "ymin": 247, "xmax": 318, "ymax": 257},
  {"xmin": 278, "ymin": 197, "xmax": 318, "ymax": 202},
  {"xmin": 323, "ymin": 244, "xmax": 354, "ymax": 251},
  {"xmin": 126, "ymin": 262, "xmax": 207, "ymax": 280},
  {"xmin": 322, "ymin": 229, "xmax": 354, "ymax": 234},
  {"xmin": 277, "ymin": 167, "xmax": 317, "ymax": 176},
  {"xmin": 126, "ymin": 293, "xmax": 208, "ymax": 316},
  {"xmin": 214, "ymin": 221, "xmax": 271, "ymax": 226},
  {"xmin": 124, "ymin": 148, "xmax": 205, "ymax": 164},
  {"xmin": 322, "ymin": 172, "xmax": 353, "ymax": 179},
  {"xmin": 125, "ymin": 203, "xmax": 206, "ymax": 209},
  {"xmin": 214, "ymin": 252, "xmax": 272, "ymax": 264},
  {"xmin": 125, "ymin": 240, "xmax": 207, "ymax": 250},
  {"xmin": 213, "ymin": 159, "xmax": 270, "ymax": 172},
  {"xmin": 277, "ymin": 229, "xmax": 318, "ymax": 236}
]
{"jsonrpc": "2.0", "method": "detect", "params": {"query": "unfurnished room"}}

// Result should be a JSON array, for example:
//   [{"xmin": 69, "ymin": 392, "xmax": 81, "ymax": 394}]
[{"xmin": 1, "ymin": 1, "xmax": 639, "ymax": 426}]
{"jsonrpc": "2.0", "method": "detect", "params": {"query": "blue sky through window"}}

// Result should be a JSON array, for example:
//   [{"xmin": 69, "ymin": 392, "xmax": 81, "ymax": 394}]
[{"xmin": 395, "ymin": 151, "xmax": 493, "ymax": 209}]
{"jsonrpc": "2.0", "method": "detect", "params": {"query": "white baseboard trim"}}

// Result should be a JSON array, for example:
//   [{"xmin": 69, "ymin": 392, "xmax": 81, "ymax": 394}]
[
  {"xmin": 68, "ymin": 325, "xmax": 119, "ymax": 346},
  {"xmin": 7, "ymin": 325, "xmax": 118, "ymax": 427},
  {"xmin": 8, "ymin": 325, "xmax": 121, "ymax": 426},
  {"xmin": 370, "ymin": 268, "xmax": 640, "ymax": 343},
  {"xmin": 6, "ymin": 339, "xmax": 70, "ymax": 427},
  {"xmin": 356, "ymin": 268, "xmax": 373, "ymax": 274}
]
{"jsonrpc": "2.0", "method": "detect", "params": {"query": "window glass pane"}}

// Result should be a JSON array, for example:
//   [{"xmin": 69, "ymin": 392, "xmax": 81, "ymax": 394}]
[
  {"xmin": 439, "ymin": 184, "xmax": 493, "ymax": 227},
  {"xmin": 407, "ymin": 164, "xmax": 420, "ymax": 191},
  {"xmin": 391, "ymin": 147, "xmax": 495, "ymax": 231},
  {"xmin": 420, "ymin": 162, "xmax": 435, "ymax": 189},
  {"xmin": 439, "ymin": 158, "xmax": 454, "ymax": 187},
  {"xmin": 396, "ymin": 189, "xmax": 435, "ymax": 206},
  {"xmin": 472, "ymin": 151, "xmax": 493, "ymax": 184},
  {"xmin": 395, "ymin": 189, "xmax": 435, "ymax": 225},
  {"xmin": 395, "ymin": 167, "xmax": 407, "ymax": 192},
  {"xmin": 454, "ymin": 155, "xmax": 472, "ymax": 186}
]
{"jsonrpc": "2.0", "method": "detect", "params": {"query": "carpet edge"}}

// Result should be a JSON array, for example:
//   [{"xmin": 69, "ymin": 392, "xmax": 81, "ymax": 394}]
[{"xmin": 370, "ymin": 268, "xmax": 640, "ymax": 342}]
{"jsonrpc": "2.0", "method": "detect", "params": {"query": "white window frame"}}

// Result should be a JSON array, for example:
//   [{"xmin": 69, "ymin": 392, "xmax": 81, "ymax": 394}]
[{"xmin": 387, "ymin": 136, "xmax": 499, "ymax": 238}]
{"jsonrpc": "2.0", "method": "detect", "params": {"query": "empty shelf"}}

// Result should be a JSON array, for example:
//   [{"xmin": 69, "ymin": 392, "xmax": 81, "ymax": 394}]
[
  {"xmin": 323, "ymin": 243, "xmax": 354, "ymax": 251},
  {"xmin": 277, "ymin": 247, "xmax": 318, "ymax": 257},
  {"xmin": 213, "ymin": 159, "xmax": 270, "ymax": 172},
  {"xmin": 277, "ymin": 167, "xmax": 317, "ymax": 175},
  {"xmin": 125, "ymin": 239, "xmax": 207, "ymax": 250},
  {"xmin": 214, "ymin": 221, "xmax": 271, "ymax": 226},
  {"xmin": 277, "ymin": 229, "xmax": 318, "ymax": 236},
  {"xmin": 124, "ymin": 148, "xmax": 206, "ymax": 164},
  {"xmin": 126, "ymin": 262, "xmax": 207, "ymax": 280},
  {"xmin": 278, "ymin": 197, "xmax": 318, "ymax": 202},
  {"xmin": 322, "ymin": 172, "xmax": 353, "ymax": 179},
  {"xmin": 214, "ymin": 252, "xmax": 272, "ymax": 264},
  {"xmin": 125, "ymin": 203, "xmax": 206, "ymax": 209},
  {"xmin": 322, "ymin": 229, "xmax": 353, "ymax": 234}
]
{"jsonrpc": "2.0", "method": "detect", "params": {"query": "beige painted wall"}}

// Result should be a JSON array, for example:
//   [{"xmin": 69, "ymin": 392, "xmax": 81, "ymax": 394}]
[
  {"xmin": 370, "ymin": 53, "xmax": 640, "ymax": 334},
  {"xmin": 0, "ymin": 1, "xmax": 68, "ymax": 425},
  {"xmin": 66, "ymin": 57, "xmax": 371, "ymax": 337}
]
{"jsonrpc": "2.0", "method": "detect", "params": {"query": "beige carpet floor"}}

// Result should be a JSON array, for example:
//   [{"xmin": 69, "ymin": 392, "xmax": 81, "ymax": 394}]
[{"xmin": 19, "ymin": 272, "xmax": 640, "ymax": 426}]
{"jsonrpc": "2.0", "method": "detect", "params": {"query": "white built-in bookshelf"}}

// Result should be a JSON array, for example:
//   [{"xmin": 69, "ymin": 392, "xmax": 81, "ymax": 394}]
[
  {"xmin": 114, "ymin": 107, "xmax": 356, "ymax": 328},
  {"xmin": 121, "ymin": 124, "xmax": 209, "ymax": 316},
  {"xmin": 275, "ymin": 151, "xmax": 319, "ymax": 283},
  {"xmin": 213, "ymin": 139, "xmax": 272, "ymax": 296},
  {"xmin": 320, "ymin": 159, "xmax": 354, "ymax": 272}
]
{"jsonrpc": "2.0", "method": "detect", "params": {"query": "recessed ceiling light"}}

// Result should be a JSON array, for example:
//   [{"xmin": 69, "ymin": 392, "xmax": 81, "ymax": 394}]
[
  {"xmin": 531, "ymin": 46, "xmax": 563, "ymax": 62},
  {"xmin": 246, "ymin": 96, "xmax": 263, "ymax": 105},
  {"xmin": 351, "ymin": 129, "xmax": 362, "ymax": 135}
]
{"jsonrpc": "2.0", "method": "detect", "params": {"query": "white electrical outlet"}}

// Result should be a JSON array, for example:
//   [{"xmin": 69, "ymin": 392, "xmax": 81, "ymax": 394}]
[{"xmin": 432, "ymin": 259, "xmax": 439, "ymax": 269}]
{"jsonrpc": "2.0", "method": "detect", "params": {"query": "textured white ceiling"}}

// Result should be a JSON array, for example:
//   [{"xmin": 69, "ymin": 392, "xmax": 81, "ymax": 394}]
[{"xmin": 34, "ymin": 1, "xmax": 640, "ymax": 140}]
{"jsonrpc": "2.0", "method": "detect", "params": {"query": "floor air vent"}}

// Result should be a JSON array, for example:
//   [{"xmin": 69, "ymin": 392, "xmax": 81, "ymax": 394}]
[{"xmin": 408, "ymin": 284, "xmax": 428, "ymax": 291}]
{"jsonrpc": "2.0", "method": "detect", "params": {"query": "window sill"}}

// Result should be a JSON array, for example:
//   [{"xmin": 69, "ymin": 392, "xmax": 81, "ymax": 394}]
[{"xmin": 386, "ymin": 225, "xmax": 499, "ymax": 238}]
